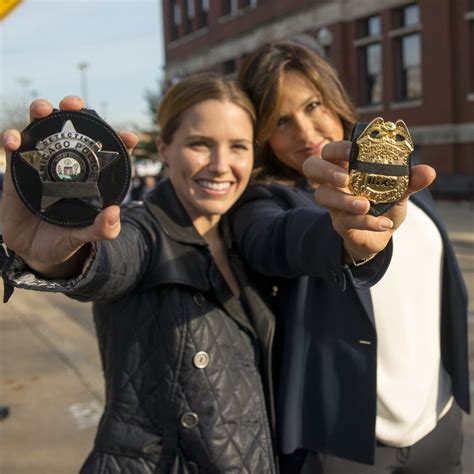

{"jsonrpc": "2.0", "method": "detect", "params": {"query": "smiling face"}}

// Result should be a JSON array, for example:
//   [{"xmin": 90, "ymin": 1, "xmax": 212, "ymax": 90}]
[
  {"xmin": 158, "ymin": 99, "xmax": 254, "ymax": 234},
  {"xmin": 268, "ymin": 69, "xmax": 344, "ymax": 174}
]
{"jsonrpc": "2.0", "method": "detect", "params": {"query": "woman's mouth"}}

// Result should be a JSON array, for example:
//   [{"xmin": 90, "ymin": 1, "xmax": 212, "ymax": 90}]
[
  {"xmin": 298, "ymin": 140, "xmax": 327, "ymax": 157},
  {"xmin": 196, "ymin": 179, "xmax": 233, "ymax": 195}
]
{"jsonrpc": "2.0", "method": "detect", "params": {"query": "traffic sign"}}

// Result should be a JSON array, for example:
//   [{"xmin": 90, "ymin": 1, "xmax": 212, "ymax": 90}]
[{"xmin": 0, "ymin": 0, "xmax": 23, "ymax": 20}]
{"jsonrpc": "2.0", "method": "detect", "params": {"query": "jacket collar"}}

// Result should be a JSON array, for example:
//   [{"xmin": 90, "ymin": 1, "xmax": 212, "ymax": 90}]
[
  {"xmin": 145, "ymin": 178, "xmax": 235, "ymax": 249},
  {"xmin": 144, "ymin": 178, "xmax": 208, "ymax": 246}
]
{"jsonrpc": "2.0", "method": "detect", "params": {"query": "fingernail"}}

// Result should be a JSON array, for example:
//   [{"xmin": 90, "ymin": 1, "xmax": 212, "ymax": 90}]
[
  {"xmin": 380, "ymin": 218, "xmax": 393, "ymax": 230},
  {"xmin": 108, "ymin": 215, "xmax": 120, "ymax": 227},
  {"xmin": 63, "ymin": 95, "xmax": 81, "ymax": 101},
  {"xmin": 353, "ymin": 199, "xmax": 367, "ymax": 213},
  {"xmin": 3, "ymin": 134, "xmax": 15, "ymax": 146},
  {"xmin": 33, "ymin": 99, "xmax": 49, "ymax": 108},
  {"xmin": 334, "ymin": 171, "xmax": 348, "ymax": 187}
]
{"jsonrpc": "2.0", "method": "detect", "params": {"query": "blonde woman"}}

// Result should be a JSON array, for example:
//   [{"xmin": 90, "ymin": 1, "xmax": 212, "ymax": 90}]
[{"xmin": 1, "ymin": 75, "xmax": 278, "ymax": 473}]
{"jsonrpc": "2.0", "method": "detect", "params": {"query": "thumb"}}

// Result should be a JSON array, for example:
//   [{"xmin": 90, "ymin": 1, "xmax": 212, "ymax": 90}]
[
  {"xmin": 397, "ymin": 164, "xmax": 437, "ymax": 209},
  {"xmin": 407, "ymin": 164, "xmax": 437, "ymax": 196},
  {"xmin": 69, "ymin": 206, "xmax": 121, "ymax": 248}
]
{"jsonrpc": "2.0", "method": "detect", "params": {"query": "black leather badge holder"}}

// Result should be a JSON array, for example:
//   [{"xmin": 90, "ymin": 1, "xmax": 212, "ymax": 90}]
[
  {"xmin": 11, "ymin": 109, "xmax": 131, "ymax": 227},
  {"xmin": 349, "ymin": 117, "xmax": 413, "ymax": 216}
]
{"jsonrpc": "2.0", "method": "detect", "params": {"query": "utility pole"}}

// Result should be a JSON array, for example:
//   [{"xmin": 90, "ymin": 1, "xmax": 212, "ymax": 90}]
[
  {"xmin": 77, "ymin": 62, "xmax": 89, "ymax": 105},
  {"xmin": 17, "ymin": 77, "xmax": 32, "ymax": 107}
]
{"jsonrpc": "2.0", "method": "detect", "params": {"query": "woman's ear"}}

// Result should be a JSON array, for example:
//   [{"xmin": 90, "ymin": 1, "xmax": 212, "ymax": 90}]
[{"xmin": 156, "ymin": 136, "xmax": 169, "ymax": 167}]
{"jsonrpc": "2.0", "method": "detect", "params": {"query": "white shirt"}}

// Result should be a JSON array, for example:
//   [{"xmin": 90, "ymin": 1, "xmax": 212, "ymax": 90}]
[{"xmin": 371, "ymin": 201, "xmax": 453, "ymax": 447}]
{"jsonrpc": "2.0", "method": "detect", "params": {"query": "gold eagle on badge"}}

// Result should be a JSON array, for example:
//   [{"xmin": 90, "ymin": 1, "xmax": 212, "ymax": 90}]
[{"xmin": 349, "ymin": 117, "xmax": 414, "ymax": 208}]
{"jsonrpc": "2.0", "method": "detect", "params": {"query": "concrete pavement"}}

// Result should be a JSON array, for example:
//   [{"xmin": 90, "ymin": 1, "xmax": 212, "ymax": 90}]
[
  {"xmin": 0, "ymin": 290, "xmax": 101, "ymax": 474},
  {"xmin": 0, "ymin": 199, "xmax": 473, "ymax": 474}
]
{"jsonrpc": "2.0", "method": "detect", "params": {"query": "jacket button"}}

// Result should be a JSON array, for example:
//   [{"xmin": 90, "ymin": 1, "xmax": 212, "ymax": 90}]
[
  {"xmin": 193, "ymin": 292, "xmax": 206, "ymax": 308},
  {"xmin": 180, "ymin": 412, "xmax": 199, "ymax": 429},
  {"xmin": 188, "ymin": 462, "xmax": 199, "ymax": 473},
  {"xmin": 193, "ymin": 351, "xmax": 210, "ymax": 369}
]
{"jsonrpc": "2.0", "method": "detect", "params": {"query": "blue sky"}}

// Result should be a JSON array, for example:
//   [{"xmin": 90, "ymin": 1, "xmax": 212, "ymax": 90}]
[{"xmin": 0, "ymin": 0, "xmax": 165, "ymax": 131}]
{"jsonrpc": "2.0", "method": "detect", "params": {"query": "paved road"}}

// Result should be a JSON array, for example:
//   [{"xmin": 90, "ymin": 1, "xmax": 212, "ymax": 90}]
[
  {"xmin": 436, "ymin": 200, "xmax": 474, "ymax": 473},
  {"xmin": 0, "ymin": 199, "xmax": 473, "ymax": 473}
]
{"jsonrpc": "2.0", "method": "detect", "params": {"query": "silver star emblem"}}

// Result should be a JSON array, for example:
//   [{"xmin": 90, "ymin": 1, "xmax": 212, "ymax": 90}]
[{"xmin": 19, "ymin": 120, "xmax": 119, "ymax": 210}]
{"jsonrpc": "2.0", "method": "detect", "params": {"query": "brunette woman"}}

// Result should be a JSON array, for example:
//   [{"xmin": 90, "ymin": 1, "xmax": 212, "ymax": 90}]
[{"xmin": 233, "ymin": 41, "xmax": 468, "ymax": 474}]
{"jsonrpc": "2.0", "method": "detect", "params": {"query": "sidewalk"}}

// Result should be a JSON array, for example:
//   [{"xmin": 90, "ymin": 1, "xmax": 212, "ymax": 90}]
[
  {"xmin": 0, "ymin": 290, "xmax": 102, "ymax": 474},
  {"xmin": 0, "ymin": 199, "xmax": 473, "ymax": 474}
]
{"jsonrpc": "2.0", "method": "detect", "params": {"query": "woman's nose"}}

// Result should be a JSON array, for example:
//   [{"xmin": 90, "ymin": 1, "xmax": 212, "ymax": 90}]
[
  {"xmin": 293, "ymin": 115, "xmax": 314, "ymax": 142},
  {"xmin": 208, "ymin": 149, "xmax": 230, "ymax": 174}
]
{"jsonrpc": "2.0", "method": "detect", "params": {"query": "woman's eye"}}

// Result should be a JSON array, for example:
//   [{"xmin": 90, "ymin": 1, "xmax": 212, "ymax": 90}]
[
  {"xmin": 276, "ymin": 117, "xmax": 289, "ymax": 127},
  {"xmin": 307, "ymin": 101, "xmax": 322, "ymax": 112},
  {"xmin": 189, "ymin": 141, "xmax": 208, "ymax": 149},
  {"xmin": 232, "ymin": 143, "xmax": 248, "ymax": 151}
]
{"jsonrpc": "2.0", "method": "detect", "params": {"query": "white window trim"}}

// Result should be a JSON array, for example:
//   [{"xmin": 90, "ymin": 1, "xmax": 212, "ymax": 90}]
[
  {"xmin": 389, "ymin": 23, "xmax": 422, "ymax": 38},
  {"xmin": 353, "ymin": 35, "xmax": 383, "ymax": 47},
  {"xmin": 390, "ymin": 98, "xmax": 423, "ymax": 110}
]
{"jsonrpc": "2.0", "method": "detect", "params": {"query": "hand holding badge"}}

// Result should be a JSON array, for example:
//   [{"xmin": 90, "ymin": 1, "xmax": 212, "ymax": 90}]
[
  {"xmin": 349, "ymin": 117, "xmax": 414, "ymax": 216},
  {"xmin": 11, "ymin": 109, "xmax": 131, "ymax": 227}
]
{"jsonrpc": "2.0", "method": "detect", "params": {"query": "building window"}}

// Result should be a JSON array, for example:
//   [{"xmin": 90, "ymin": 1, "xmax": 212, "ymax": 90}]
[
  {"xmin": 393, "ymin": 2, "xmax": 420, "ymax": 28},
  {"xmin": 470, "ymin": 3, "xmax": 474, "ymax": 92},
  {"xmin": 360, "ymin": 43, "xmax": 383, "ymax": 105},
  {"xmin": 240, "ymin": 0, "xmax": 257, "ymax": 8},
  {"xmin": 360, "ymin": 14, "xmax": 381, "ymax": 37},
  {"xmin": 356, "ymin": 15, "xmax": 383, "ymax": 106},
  {"xmin": 183, "ymin": 0, "xmax": 195, "ymax": 35},
  {"xmin": 170, "ymin": 0, "xmax": 181, "ymax": 41},
  {"xmin": 396, "ymin": 33, "xmax": 422, "ymax": 100},
  {"xmin": 392, "ymin": 4, "xmax": 422, "ymax": 101},
  {"xmin": 223, "ymin": 59, "xmax": 236, "ymax": 75},
  {"xmin": 222, "ymin": 0, "xmax": 238, "ymax": 16},
  {"xmin": 198, "ymin": 0, "xmax": 208, "ymax": 28},
  {"xmin": 403, "ymin": 3, "xmax": 420, "ymax": 25}
]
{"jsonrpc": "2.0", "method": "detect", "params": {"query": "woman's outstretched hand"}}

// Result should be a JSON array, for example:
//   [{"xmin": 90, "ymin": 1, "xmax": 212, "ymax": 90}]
[
  {"xmin": 302, "ymin": 140, "xmax": 436, "ymax": 262},
  {"xmin": 1, "ymin": 96, "xmax": 138, "ymax": 278}
]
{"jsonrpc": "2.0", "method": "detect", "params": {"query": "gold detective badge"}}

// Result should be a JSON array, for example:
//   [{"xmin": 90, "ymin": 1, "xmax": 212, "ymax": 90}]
[{"xmin": 349, "ymin": 117, "xmax": 414, "ymax": 216}]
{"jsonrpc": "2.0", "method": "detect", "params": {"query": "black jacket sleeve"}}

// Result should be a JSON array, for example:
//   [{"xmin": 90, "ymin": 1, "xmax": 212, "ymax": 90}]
[
  {"xmin": 2, "ymin": 203, "xmax": 155, "ymax": 304},
  {"xmin": 230, "ymin": 183, "xmax": 391, "ymax": 289}
]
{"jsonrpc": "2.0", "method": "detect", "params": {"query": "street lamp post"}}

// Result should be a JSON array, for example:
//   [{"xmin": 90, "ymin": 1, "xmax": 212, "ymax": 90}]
[
  {"xmin": 77, "ymin": 62, "xmax": 89, "ymax": 105},
  {"xmin": 17, "ymin": 77, "xmax": 32, "ymax": 108},
  {"xmin": 16, "ymin": 78, "xmax": 33, "ymax": 123}
]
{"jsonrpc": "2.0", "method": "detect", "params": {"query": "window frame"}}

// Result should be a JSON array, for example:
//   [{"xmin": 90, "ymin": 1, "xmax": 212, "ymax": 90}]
[
  {"xmin": 390, "ymin": 3, "xmax": 423, "ymax": 104},
  {"xmin": 354, "ymin": 14, "xmax": 384, "ymax": 107}
]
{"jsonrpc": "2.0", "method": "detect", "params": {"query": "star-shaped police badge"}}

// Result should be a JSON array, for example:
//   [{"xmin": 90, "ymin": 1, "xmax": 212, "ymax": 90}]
[{"xmin": 11, "ymin": 109, "xmax": 131, "ymax": 227}]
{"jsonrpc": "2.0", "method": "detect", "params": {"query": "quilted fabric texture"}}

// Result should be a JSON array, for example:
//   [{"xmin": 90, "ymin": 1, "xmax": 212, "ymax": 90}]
[
  {"xmin": 84, "ymin": 284, "xmax": 275, "ymax": 473},
  {"xmin": 3, "ymin": 181, "xmax": 277, "ymax": 474}
]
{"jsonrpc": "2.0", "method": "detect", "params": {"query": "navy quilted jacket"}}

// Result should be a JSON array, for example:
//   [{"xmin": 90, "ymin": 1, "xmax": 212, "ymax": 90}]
[{"xmin": 3, "ymin": 179, "xmax": 278, "ymax": 474}]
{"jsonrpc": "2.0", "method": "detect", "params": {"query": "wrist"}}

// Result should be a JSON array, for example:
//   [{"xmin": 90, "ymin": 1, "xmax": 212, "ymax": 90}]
[
  {"xmin": 343, "ymin": 243, "xmax": 378, "ymax": 267},
  {"xmin": 24, "ymin": 244, "xmax": 92, "ymax": 279}
]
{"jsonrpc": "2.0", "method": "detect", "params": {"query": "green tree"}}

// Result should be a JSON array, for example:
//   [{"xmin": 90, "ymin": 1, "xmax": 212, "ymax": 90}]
[{"xmin": 144, "ymin": 78, "xmax": 166, "ymax": 125}]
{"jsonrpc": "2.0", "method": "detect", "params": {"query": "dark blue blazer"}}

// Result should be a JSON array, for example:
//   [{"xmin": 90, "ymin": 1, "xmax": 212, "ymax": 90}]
[{"xmin": 231, "ymin": 181, "xmax": 470, "ymax": 465}]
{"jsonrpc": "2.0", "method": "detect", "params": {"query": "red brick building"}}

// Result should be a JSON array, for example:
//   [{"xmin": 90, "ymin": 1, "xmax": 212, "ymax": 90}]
[{"xmin": 162, "ymin": 0, "xmax": 474, "ymax": 195}]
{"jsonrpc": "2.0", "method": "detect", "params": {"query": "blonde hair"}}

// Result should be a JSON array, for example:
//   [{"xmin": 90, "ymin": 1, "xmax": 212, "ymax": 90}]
[
  {"xmin": 157, "ymin": 73, "xmax": 256, "ymax": 145},
  {"xmin": 238, "ymin": 41, "xmax": 358, "ymax": 184}
]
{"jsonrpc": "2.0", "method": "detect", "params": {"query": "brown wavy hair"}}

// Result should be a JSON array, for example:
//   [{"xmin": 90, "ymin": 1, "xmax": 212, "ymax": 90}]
[{"xmin": 238, "ymin": 41, "xmax": 358, "ymax": 184}]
